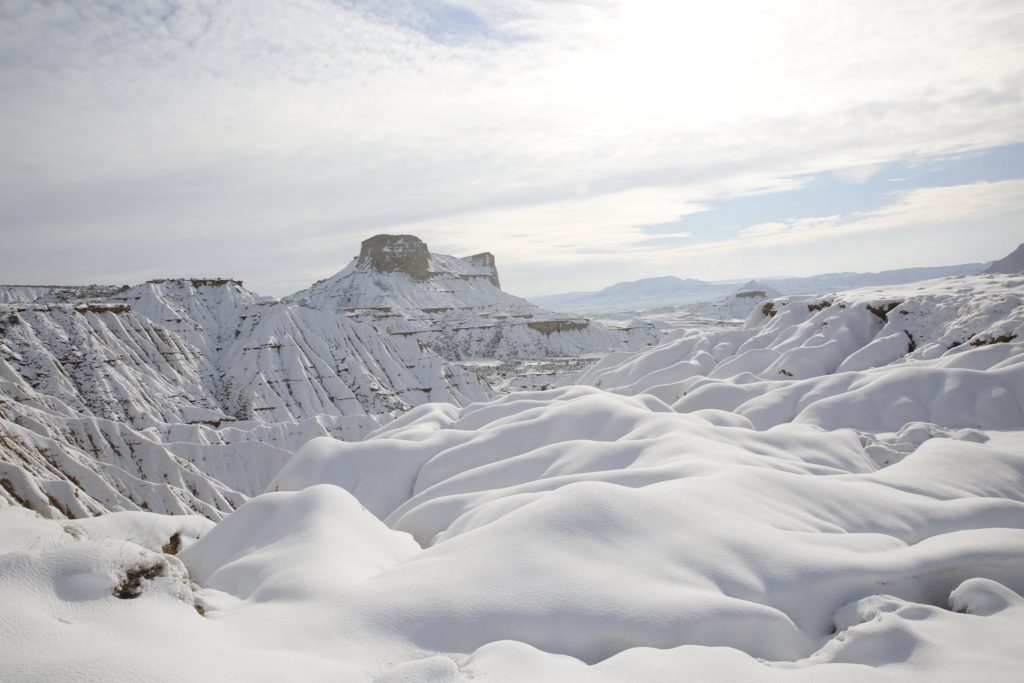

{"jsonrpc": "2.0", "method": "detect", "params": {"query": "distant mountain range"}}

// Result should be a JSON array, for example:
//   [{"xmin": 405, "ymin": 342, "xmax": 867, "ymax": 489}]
[{"xmin": 529, "ymin": 263, "xmax": 990, "ymax": 313}]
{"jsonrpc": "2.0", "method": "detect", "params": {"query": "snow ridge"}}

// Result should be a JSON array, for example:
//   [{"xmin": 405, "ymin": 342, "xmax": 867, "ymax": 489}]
[{"xmin": 0, "ymin": 278, "xmax": 489, "ymax": 518}]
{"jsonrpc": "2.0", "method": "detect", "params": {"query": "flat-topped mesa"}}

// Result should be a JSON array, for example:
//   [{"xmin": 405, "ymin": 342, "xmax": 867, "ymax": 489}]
[
  {"xmin": 358, "ymin": 234, "xmax": 431, "ymax": 280},
  {"xmin": 461, "ymin": 252, "xmax": 501, "ymax": 289}
]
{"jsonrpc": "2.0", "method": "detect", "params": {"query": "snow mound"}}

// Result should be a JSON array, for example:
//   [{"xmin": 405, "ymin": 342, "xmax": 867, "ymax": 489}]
[
  {"xmin": 579, "ymin": 275, "xmax": 1024, "ymax": 432},
  {"xmin": 4, "ymin": 382, "xmax": 1024, "ymax": 680}
]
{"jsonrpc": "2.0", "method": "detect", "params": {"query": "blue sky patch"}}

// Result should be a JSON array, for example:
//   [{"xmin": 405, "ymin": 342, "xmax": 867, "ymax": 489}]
[{"xmin": 640, "ymin": 143, "xmax": 1024, "ymax": 242}]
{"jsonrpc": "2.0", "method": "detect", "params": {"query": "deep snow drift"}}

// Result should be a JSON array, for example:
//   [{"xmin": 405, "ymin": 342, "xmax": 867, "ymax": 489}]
[{"xmin": 1, "ymin": 271, "xmax": 1023, "ymax": 681}]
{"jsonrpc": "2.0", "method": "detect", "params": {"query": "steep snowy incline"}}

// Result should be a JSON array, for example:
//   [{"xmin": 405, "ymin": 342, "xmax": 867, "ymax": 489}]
[
  {"xmin": 3, "ymin": 385, "xmax": 1023, "ymax": 681},
  {"xmin": 0, "ymin": 279, "xmax": 490, "ymax": 518},
  {"xmin": 289, "ymin": 234, "xmax": 659, "ymax": 361}
]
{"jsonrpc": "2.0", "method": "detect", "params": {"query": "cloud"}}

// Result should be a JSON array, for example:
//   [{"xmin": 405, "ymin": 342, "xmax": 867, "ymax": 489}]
[
  {"xmin": 601, "ymin": 179, "xmax": 1024, "ymax": 287},
  {"xmin": 0, "ymin": 1, "xmax": 1022, "ymax": 295}
]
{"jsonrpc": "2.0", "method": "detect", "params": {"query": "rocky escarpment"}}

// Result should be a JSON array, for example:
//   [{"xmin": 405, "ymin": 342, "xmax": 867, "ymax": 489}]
[
  {"xmin": 527, "ymin": 320, "xmax": 590, "ymax": 335},
  {"xmin": 461, "ymin": 252, "xmax": 501, "ymax": 289},
  {"xmin": 358, "ymin": 234, "xmax": 431, "ymax": 280}
]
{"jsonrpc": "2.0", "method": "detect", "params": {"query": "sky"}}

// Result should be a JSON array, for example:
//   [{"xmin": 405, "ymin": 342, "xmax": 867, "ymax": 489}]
[{"xmin": 1, "ymin": 0, "xmax": 1022, "ymax": 297}]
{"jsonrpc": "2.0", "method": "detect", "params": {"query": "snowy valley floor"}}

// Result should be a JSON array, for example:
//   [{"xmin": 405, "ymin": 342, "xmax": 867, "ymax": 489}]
[{"xmin": 2, "ymin": 274, "xmax": 1024, "ymax": 681}]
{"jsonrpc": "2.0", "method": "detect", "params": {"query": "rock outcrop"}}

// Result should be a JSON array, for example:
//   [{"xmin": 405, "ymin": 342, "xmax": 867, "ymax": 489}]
[
  {"xmin": 527, "ymin": 320, "xmax": 590, "ymax": 335},
  {"xmin": 358, "ymin": 235, "xmax": 431, "ymax": 280},
  {"xmin": 290, "ymin": 235, "xmax": 660, "ymax": 360},
  {"xmin": 461, "ymin": 252, "xmax": 501, "ymax": 289}
]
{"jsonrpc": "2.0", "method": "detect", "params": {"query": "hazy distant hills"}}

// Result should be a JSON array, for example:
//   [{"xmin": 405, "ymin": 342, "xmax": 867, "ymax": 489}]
[{"xmin": 529, "ymin": 262, "xmax": 989, "ymax": 313}]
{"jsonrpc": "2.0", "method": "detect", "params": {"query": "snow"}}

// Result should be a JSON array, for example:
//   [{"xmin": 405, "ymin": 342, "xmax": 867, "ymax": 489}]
[
  {"xmin": 0, "ymin": 278, "xmax": 490, "ymax": 519},
  {"xmin": 1, "ymin": 270, "xmax": 1023, "ymax": 680},
  {"xmin": 983, "ymin": 242, "xmax": 1024, "ymax": 274},
  {"xmin": 288, "ymin": 240, "xmax": 659, "ymax": 362},
  {"xmin": 581, "ymin": 275, "xmax": 1024, "ymax": 415},
  {"xmin": 3, "ymin": 378, "xmax": 1024, "ymax": 680}
]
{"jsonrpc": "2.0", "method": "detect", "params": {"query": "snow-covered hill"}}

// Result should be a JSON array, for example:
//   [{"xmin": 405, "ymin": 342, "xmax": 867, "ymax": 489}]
[
  {"xmin": 0, "ymin": 234, "xmax": 663, "ymax": 521},
  {"xmin": 3, "ymin": 381, "xmax": 1022, "ymax": 680},
  {"xmin": 579, "ymin": 274, "xmax": 1024, "ymax": 439},
  {"xmin": 530, "ymin": 276, "xmax": 736, "ymax": 311},
  {"xmin": 984, "ymin": 242, "xmax": 1024, "ymax": 274},
  {"xmin": 0, "ymin": 279, "xmax": 489, "ymax": 519},
  {"xmin": 289, "ymin": 234, "xmax": 659, "ymax": 360},
  {"xmin": 2, "ymin": 270, "xmax": 1023, "ymax": 680}
]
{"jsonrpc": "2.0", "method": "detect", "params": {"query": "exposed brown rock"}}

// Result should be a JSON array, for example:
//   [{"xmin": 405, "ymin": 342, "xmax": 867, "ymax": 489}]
[
  {"xmin": 74, "ymin": 304, "xmax": 131, "ymax": 314},
  {"xmin": 527, "ymin": 320, "xmax": 589, "ymax": 335},
  {"xmin": 358, "ymin": 235, "xmax": 431, "ymax": 280}
]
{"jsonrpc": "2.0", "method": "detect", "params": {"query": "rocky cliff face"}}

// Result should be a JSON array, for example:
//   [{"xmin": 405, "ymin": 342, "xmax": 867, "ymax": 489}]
[
  {"xmin": 358, "ymin": 234, "xmax": 431, "ymax": 280},
  {"xmin": 461, "ymin": 252, "xmax": 501, "ymax": 289}
]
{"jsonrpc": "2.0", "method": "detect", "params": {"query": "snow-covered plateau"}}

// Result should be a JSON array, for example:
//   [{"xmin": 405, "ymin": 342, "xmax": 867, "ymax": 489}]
[{"xmin": 2, "ymin": 258, "xmax": 1023, "ymax": 680}]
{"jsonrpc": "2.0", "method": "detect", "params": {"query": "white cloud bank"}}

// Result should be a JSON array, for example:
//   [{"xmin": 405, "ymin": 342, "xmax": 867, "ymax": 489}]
[{"xmin": 0, "ymin": 0, "xmax": 1022, "ymax": 294}]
